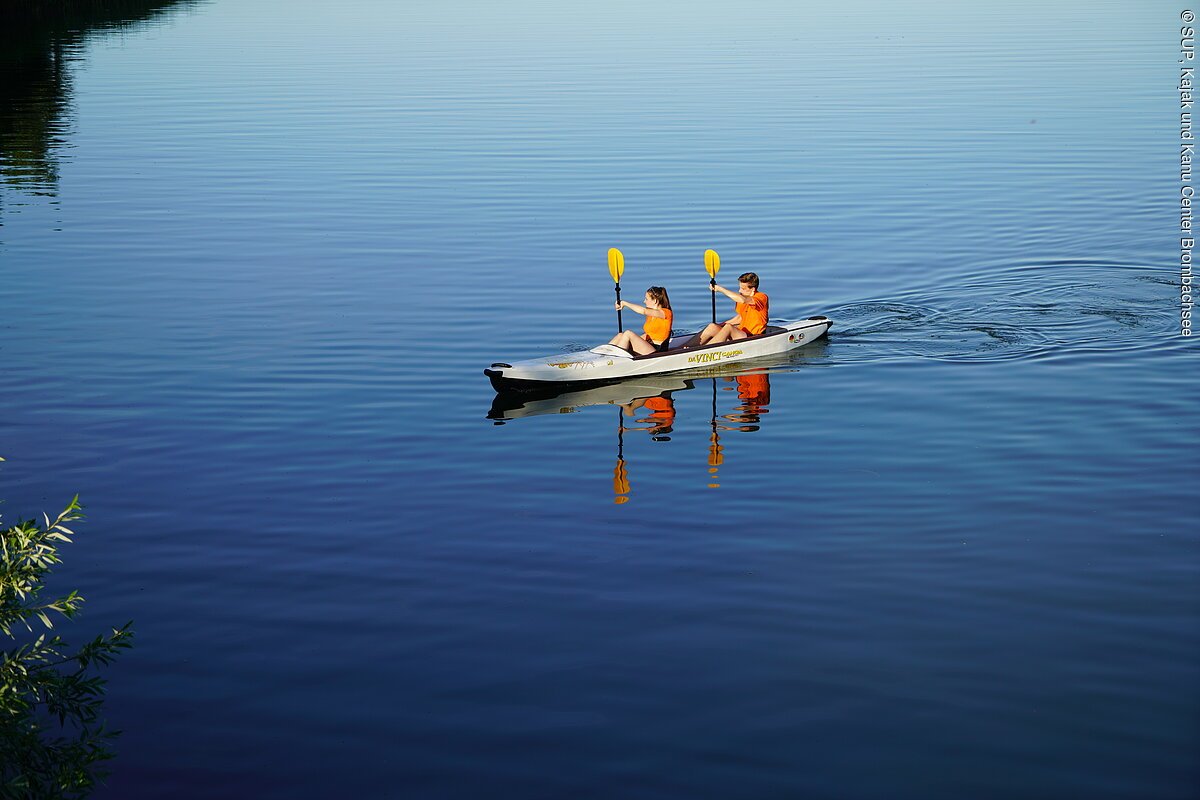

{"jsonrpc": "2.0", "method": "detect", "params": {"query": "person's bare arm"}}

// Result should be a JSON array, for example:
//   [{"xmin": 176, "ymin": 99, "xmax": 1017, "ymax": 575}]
[
  {"xmin": 616, "ymin": 300, "xmax": 666, "ymax": 318},
  {"xmin": 711, "ymin": 284, "xmax": 741, "ymax": 303}
]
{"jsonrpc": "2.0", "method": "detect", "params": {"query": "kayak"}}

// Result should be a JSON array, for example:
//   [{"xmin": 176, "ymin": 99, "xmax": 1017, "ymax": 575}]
[{"xmin": 485, "ymin": 316, "xmax": 832, "ymax": 392}]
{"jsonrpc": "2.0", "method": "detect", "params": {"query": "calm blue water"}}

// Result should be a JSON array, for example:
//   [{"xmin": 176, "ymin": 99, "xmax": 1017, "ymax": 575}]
[{"xmin": 2, "ymin": 2, "xmax": 1197, "ymax": 797}]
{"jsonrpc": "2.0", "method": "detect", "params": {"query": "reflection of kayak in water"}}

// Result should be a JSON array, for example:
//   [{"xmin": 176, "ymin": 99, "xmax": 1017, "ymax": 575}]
[
  {"xmin": 485, "ymin": 317, "xmax": 832, "ymax": 392},
  {"xmin": 488, "ymin": 375, "xmax": 694, "ymax": 421}
]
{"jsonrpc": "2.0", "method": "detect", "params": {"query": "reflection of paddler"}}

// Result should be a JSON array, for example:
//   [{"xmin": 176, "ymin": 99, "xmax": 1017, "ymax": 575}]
[
  {"xmin": 612, "ymin": 392, "xmax": 676, "ymax": 504},
  {"xmin": 642, "ymin": 396, "xmax": 675, "ymax": 432},
  {"xmin": 619, "ymin": 395, "xmax": 676, "ymax": 437},
  {"xmin": 735, "ymin": 373, "xmax": 771, "ymax": 406},
  {"xmin": 720, "ymin": 372, "xmax": 771, "ymax": 432}
]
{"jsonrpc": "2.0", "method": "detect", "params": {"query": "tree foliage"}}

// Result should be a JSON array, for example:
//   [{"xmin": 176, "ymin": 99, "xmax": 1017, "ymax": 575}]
[{"xmin": 1, "ymin": 468, "xmax": 133, "ymax": 799}]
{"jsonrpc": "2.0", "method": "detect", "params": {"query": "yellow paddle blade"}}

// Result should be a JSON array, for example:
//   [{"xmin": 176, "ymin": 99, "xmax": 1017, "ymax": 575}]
[
  {"xmin": 613, "ymin": 459, "xmax": 631, "ymax": 495},
  {"xmin": 608, "ymin": 248, "xmax": 625, "ymax": 283},
  {"xmin": 708, "ymin": 432, "xmax": 724, "ymax": 466},
  {"xmin": 704, "ymin": 249, "xmax": 720, "ymax": 279}
]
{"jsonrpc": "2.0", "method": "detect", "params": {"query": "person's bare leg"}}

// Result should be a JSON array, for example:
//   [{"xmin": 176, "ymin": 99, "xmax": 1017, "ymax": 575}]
[
  {"xmin": 610, "ymin": 330, "xmax": 656, "ymax": 355},
  {"xmin": 728, "ymin": 327, "xmax": 749, "ymax": 341},
  {"xmin": 609, "ymin": 330, "xmax": 639, "ymax": 348},
  {"xmin": 696, "ymin": 322, "xmax": 724, "ymax": 345},
  {"xmin": 625, "ymin": 335, "xmax": 657, "ymax": 355},
  {"xmin": 708, "ymin": 323, "xmax": 738, "ymax": 344}
]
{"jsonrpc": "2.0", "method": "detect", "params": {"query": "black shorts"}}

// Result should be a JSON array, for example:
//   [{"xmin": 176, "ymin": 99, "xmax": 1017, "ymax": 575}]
[{"xmin": 651, "ymin": 339, "xmax": 670, "ymax": 353}]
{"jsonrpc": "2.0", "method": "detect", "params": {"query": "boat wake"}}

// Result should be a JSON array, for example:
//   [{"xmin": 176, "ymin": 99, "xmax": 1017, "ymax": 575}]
[{"xmin": 815, "ymin": 260, "xmax": 1180, "ymax": 365}]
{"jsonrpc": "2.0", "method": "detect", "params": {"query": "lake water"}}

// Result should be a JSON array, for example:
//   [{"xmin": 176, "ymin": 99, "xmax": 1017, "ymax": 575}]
[{"xmin": 2, "ymin": 1, "xmax": 1197, "ymax": 797}]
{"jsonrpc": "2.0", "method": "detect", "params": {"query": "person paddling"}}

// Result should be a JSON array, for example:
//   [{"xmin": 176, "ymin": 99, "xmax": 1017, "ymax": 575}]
[
  {"xmin": 695, "ymin": 272, "xmax": 768, "ymax": 345},
  {"xmin": 608, "ymin": 286, "xmax": 674, "ymax": 355}
]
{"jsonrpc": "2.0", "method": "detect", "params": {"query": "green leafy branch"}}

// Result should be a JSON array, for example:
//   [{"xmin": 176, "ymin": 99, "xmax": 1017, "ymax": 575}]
[{"xmin": 1, "ymin": 472, "xmax": 135, "ymax": 799}]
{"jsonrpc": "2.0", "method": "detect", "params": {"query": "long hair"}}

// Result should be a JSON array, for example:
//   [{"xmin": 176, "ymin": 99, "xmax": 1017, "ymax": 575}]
[{"xmin": 646, "ymin": 286, "xmax": 671, "ymax": 309}]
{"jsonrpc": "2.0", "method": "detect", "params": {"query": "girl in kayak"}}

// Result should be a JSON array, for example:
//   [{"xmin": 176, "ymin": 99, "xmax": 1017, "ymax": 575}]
[
  {"xmin": 696, "ymin": 272, "xmax": 769, "ymax": 345},
  {"xmin": 609, "ymin": 286, "xmax": 674, "ymax": 355}
]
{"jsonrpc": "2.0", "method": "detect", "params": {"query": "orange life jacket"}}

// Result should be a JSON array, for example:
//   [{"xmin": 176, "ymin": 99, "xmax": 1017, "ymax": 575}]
[
  {"xmin": 642, "ymin": 396, "xmax": 675, "ymax": 427},
  {"xmin": 736, "ymin": 292, "xmax": 769, "ymax": 335},
  {"xmin": 643, "ymin": 308, "xmax": 673, "ymax": 344},
  {"xmin": 736, "ymin": 373, "xmax": 771, "ymax": 405}
]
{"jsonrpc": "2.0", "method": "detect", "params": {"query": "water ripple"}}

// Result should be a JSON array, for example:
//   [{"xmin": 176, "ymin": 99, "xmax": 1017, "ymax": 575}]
[{"xmin": 825, "ymin": 261, "xmax": 1177, "ymax": 365}]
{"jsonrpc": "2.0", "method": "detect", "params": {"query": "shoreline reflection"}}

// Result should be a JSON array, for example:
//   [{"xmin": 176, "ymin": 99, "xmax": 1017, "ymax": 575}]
[{"xmin": 0, "ymin": 1, "xmax": 201, "ymax": 199}]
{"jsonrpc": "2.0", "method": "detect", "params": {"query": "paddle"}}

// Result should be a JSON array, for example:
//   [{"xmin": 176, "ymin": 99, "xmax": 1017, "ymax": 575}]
[
  {"xmin": 608, "ymin": 247, "xmax": 625, "ymax": 332},
  {"xmin": 707, "ymin": 378, "xmax": 723, "ymax": 489},
  {"xmin": 613, "ymin": 407, "xmax": 630, "ymax": 503},
  {"xmin": 705, "ymin": 249, "xmax": 721, "ymax": 324}
]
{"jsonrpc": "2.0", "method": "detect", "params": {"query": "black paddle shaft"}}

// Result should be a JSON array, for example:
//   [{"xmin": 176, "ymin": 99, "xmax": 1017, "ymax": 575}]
[
  {"xmin": 711, "ymin": 279, "xmax": 717, "ymax": 323},
  {"xmin": 615, "ymin": 283, "xmax": 623, "ymax": 332}
]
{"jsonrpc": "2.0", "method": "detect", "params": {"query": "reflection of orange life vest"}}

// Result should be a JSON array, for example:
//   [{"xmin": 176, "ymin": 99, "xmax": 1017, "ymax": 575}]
[
  {"xmin": 736, "ymin": 374, "xmax": 770, "ymax": 405},
  {"xmin": 643, "ymin": 308, "xmax": 673, "ymax": 344},
  {"xmin": 736, "ymin": 292, "xmax": 769, "ymax": 335},
  {"xmin": 642, "ymin": 396, "xmax": 675, "ymax": 427}
]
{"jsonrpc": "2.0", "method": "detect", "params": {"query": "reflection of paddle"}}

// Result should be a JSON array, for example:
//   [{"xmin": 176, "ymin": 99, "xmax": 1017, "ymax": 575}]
[
  {"xmin": 705, "ymin": 248, "xmax": 721, "ymax": 324},
  {"xmin": 707, "ymin": 378, "xmax": 723, "ymax": 488},
  {"xmin": 613, "ymin": 406, "xmax": 630, "ymax": 503},
  {"xmin": 608, "ymin": 247, "xmax": 625, "ymax": 333}
]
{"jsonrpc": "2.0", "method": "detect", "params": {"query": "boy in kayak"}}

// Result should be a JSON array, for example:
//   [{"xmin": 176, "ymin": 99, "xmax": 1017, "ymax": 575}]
[
  {"xmin": 695, "ymin": 272, "xmax": 769, "ymax": 345},
  {"xmin": 609, "ymin": 286, "xmax": 674, "ymax": 355}
]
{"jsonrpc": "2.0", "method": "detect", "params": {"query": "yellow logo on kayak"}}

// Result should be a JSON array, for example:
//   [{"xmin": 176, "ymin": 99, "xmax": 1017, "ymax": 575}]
[
  {"xmin": 548, "ymin": 361, "xmax": 596, "ymax": 369},
  {"xmin": 687, "ymin": 349, "xmax": 743, "ymax": 364}
]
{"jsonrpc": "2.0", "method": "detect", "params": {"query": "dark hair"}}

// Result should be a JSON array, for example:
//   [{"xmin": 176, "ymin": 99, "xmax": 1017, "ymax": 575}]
[
  {"xmin": 738, "ymin": 272, "xmax": 759, "ymax": 289},
  {"xmin": 646, "ymin": 286, "xmax": 671, "ymax": 309}
]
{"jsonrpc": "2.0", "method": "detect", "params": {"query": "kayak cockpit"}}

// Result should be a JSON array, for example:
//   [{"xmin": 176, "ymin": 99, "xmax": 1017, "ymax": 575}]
[{"xmin": 628, "ymin": 324, "xmax": 791, "ymax": 360}]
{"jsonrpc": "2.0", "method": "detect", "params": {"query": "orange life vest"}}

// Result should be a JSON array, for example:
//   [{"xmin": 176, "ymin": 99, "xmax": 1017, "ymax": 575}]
[
  {"xmin": 736, "ymin": 373, "xmax": 771, "ymax": 405},
  {"xmin": 642, "ymin": 396, "xmax": 675, "ymax": 427},
  {"xmin": 736, "ymin": 292, "xmax": 769, "ymax": 335},
  {"xmin": 643, "ymin": 308, "xmax": 673, "ymax": 344}
]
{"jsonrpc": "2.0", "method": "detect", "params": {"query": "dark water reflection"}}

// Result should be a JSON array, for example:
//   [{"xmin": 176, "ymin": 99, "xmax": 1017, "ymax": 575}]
[{"xmin": 0, "ymin": 1, "xmax": 199, "ymax": 197}]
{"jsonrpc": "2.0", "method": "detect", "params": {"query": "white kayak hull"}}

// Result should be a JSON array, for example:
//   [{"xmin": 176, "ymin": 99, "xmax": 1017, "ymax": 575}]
[{"xmin": 485, "ymin": 316, "xmax": 832, "ymax": 392}]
